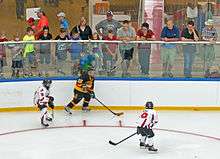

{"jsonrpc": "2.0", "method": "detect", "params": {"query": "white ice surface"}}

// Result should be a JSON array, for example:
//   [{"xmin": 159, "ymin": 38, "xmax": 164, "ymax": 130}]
[{"xmin": 0, "ymin": 110, "xmax": 220, "ymax": 159}]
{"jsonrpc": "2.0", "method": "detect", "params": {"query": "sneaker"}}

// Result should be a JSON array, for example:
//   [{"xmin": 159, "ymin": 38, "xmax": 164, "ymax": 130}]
[{"xmin": 64, "ymin": 106, "xmax": 72, "ymax": 115}]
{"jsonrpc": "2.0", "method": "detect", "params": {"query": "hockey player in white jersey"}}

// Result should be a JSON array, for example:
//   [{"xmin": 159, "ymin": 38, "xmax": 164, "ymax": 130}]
[
  {"xmin": 34, "ymin": 79, "xmax": 54, "ymax": 127},
  {"xmin": 137, "ymin": 101, "xmax": 158, "ymax": 152}
]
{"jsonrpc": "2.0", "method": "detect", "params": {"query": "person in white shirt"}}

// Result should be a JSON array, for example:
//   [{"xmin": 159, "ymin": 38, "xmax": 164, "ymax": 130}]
[
  {"xmin": 137, "ymin": 101, "xmax": 158, "ymax": 152},
  {"xmin": 34, "ymin": 79, "xmax": 54, "ymax": 127}
]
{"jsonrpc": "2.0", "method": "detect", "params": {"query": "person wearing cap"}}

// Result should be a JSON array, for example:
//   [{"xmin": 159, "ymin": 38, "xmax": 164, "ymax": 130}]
[
  {"xmin": 201, "ymin": 19, "xmax": 218, "ymax": 77},
  {"xmin": 27, "ymin": 17, "xmax": 36, "ymax": 31},
  {"xmin": 95, "ymin": 11, "xmax": 122, "ymax": 37},
  {"xmin": 57, "ymin": 12, "xmax": 69, "ymax": 31},
  {"xmin": 35, "ymin": 9, "xmax": 49, "ymax": 39},
  {"xmin": 137, "ymin": 22, "xmax": 155, "ymax": 77}
]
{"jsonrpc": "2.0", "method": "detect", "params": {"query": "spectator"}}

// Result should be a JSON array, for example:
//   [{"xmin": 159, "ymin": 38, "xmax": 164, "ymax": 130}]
[
  {"xmin": 95, "ymin": 11, "xmax": 122, "ymax": 38},
  {"xmin": 55, "ymin": 28, "xmax": 70, "ymax": 75},
  {"xmin": 16, "ymin": 0, "xmax": 25, "ymax": 19},
  {"xmin": 160, "ymin": 19, "xmax": 180, "ymax": 77},
  {"xmin": 186, "ymin": 2, "xmax": 198, "ymax": 22},
  {"xmin": 207, "ymin": 65, "xmax": 220, "ymax": 78},
  {"xmin": 181, "ymin": 21, "xmax": 199, "ymax": 78},
  {"xmin": 136, "ymin": 22, "xmax": 155, "ymax": 77},
  {"xmin": 38, "ymin": 26, "xmax": 52, "ymax": 76},
  {"xmin": 0, "ymin": 31, "xmax": 8, "ymax": 78},
  {"xmin": 117, "ymin": 20, "xmax": 136, "ymax": 77},
  {"xmin": 90, "ymin": 32, "xmax": 103, "ymax": 75},
  {"xmin": 201, "ymin": 19, "xmax": 218, "ymax": 77},
  {"xmin": 70, "ymin": 17, "xmax": 92, "ymax": 40},
  {"xmin": 27, "ymin": 17, "xmax": 36, "ymax": 31},
  {"xmin": 102, "ymin": 29, "xmax": 118, "ymax": 76},
  {"xmin": 69, "ymin": 30, "xmax": 83, "ymax": 76},
  {"xmin": 8, "ymin": 34, "xmax": 24, "ymax": 78},
  {"xmin": 35, "ymin": 9, "xmax": 49, "ymax": 39},
  {"xmin": 57, "ymin": 12, "xmax": 69, "ymax": 31},
  {"xmin": 23, "ymin": 27, "xmax": 36, "ymax": 76}
]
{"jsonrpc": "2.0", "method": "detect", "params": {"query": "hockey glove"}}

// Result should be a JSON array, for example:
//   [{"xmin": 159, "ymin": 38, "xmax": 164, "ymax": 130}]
[
  {"xmin": 90, "ymin": 92, "xmax": 96, "ymax": 98},
  {"xmin": 48, "ymin": 96, "xmax": 55, "ymax": 109}
]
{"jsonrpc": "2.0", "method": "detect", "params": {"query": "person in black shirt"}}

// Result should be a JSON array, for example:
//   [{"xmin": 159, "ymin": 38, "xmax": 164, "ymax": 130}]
[
  {"xmin": 55, "ymin": 28, "xmax": 70, "ymax": 75},
  {"xmin": 181, "ymin": 21, "xmax": 199, "ymax": 78}
]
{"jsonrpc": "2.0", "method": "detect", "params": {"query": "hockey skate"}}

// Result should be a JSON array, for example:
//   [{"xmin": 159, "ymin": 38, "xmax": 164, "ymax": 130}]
[
  {"xmin": 148, "ymin": 145, "xmax": 158, "ymax": 152},
  {"xmin": 64, "ymin": 106, "xmax": 72, "ymax": 115},
  {"xmin": 82, "ymin": 107, "xmax": 91, "ymax": 112},
  {"xmin": 41, "ymin": 116, "xmax": 49, "ymax": 127},
  {"xmin": 46, "ymin": 117, "xmax": 53, "ymax": 122},
  {"xmin": 140, "ymin": 142, "xmax": 150, "ymax": 149}
]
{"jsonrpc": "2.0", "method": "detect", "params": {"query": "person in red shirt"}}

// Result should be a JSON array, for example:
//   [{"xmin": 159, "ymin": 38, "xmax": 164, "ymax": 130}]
[
  {"xmin": 102, "ymin": 30, "xmax": 118, "ymax": 76},
  {"xmin": 136, "ymin": 23, "xmax": 155, "ymax": 77},
  {"xmin": 35, "ymin": 9, "xmax": 49, "ymax": 39}
]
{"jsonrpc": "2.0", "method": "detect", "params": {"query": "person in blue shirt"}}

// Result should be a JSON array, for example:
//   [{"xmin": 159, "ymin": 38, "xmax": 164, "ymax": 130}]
[
  {"xmin": 160, "ymin": 20, "xmax": 180, "ymax": 77},
  {"xmin": 57, "ymin": 12, "xmax": 69, "ymax": 31}
]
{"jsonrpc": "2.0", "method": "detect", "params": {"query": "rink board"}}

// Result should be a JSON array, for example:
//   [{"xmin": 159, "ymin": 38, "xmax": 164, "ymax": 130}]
[{"xmin": 0, "ymin": 79, "xmax": 219, "ymax": 111}]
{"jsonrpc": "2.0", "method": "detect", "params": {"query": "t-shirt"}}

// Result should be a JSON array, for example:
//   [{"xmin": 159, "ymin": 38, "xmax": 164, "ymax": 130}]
[
  {"xmin": 36, "ymin": 16, "xmax": 49, "ymax": 31},
  {"xmin": 23, "ymin": 35, "xmax": 35, "ymax": 57},
  {"xmin": 71, "ymin": 25, "xmax": 92, "ymax": 40},
  {"xmin": 39, "ymin": 33, "xmax": 52, "ymax": 53},
  {"xmin": 181, "ymin": 28, "xmax": 199, "ymax": 40},
  {"xmin": 60, "ymin": 19, "xmax": 69, "ymax": 30},
  {"xmin": 160, "ymin": 26, "xmax": 180, "ymax": 48},
  {"xmin": 96, "ymin": 19, "xmax": 122, "ymax": 36},
  {"xmin": 136, "ymin": 29, "xmax": 154, "ymax": 49}
]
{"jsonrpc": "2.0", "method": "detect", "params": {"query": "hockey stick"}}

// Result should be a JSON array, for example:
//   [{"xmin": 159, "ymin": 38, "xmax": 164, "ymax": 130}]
[
  {"xmin": 51, "ymin": 109, "xmax": 54, "ymax": 119},
  {"xmin": 94, "ymin": 97, "xmax": 124, "ymax": 116},
  {"xmin": 109, "ymin": 132, "xmax": 137, "ymax": 146}
]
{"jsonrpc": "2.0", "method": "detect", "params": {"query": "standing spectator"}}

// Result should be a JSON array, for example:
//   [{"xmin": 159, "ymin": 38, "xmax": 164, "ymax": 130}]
[
  {"xmin": 23, "ymin": 27, "xmax": 36, "ymax": 76},
  {"xmin": 137, "ymin": 22, "xmax": 155, "ymax": 77},
  {"xmin": 69, "ymin": 30, "xmax": 83, "ymax": 76},
  {"xmin": 201, "ymin": 19, "xmax": 218, "ymax": 77},
  {"xmin": 186, "ymin": 2, "xmax": 198, "ymax": 22},
  {"xmin": 181, "ymin": 21, "xmax": 199, "ymax": 78},
  {"xmin": 57, "ymin": 12, "xmax": 69, "ymax": 31},
  {"xmin": 102, "ymin": 30, "xmax": 118, "ymax": 76},
  {"xmin": 38, "ymin": 26, "xmax": 52, "ymax": 76},
  {"xmin": 15, "ymin": 0, "xmax": 25, "ymax": 19},
  {"xmin": 160, "ymin": 20, "xmax": 180, "ymax": 77},
  {"xmin": 70, "ymin": 17, "xmax": 92, "ymax": 40},
  {"xmin": 95, "ymin": 11, "xmax": 122, "ymax": 37},
  {"xmin": 8, "ymin": 34, "xmax": 24, "ymax": 78},
  {"xmin": 27, "ymin": 17, "xmax": 36, "ymax": 32},
  {"xmin": 55, "ymin": 28, "xmax": 70, "ymax": 75},
  {"xmin": 35, "ymin": 9, "xmax": 49, "ymax": 39},
  {"xmin": 117, "ymin": 20, "xmax": 136, "ymax": 77},
  {"xmin": 0, "ymin": 32, "xmax": 8, "ymax": 78}
]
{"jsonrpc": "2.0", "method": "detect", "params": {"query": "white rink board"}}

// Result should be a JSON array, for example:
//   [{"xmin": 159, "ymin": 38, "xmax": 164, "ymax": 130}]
[{"xmin": 0, "ymin": 80, "xmax": 219, "ymax": 108}]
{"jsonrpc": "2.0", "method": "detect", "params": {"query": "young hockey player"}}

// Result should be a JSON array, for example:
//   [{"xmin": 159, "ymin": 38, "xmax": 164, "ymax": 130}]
[
  {"xmin": 34, "ymin": 79, "xmax": 54, "ymax": 127},
  {"xmin": 137, "ymin": 101, "xmax": 158, "ymax": 152},
  {"xmin": 64, "ymin": 67, "xmax": 95, "ymax": 114}
]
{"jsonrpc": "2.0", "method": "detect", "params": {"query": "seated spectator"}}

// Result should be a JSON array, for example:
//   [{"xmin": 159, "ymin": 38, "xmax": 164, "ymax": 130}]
[
  {"xmin": 55, "ymin": 28, "xmax": 70, "ymax": 75},
  {"xmin": 0, "ymin": 31, "xmax": 8, "ymax": 78},
  {"xmin": 181, "ymin": 21, "xmax": 199, "ymax": 78},
  {"xmin": 160, "ymin": 19, "xmax": 180, "ymax": 78},
  {"xmin": 102, "ymin": 30, "xmax": 118, "ymax": 76},
  {"xmin": 137, "ymin": 22, "xmax": 155, "ymax": 77},
  {"xmin": 57, "ymin": 12, "xmax": 69, "ymax": 31},
  {"xmin": 69, "ymin": 30, "xmax": 82, "ymax": 76},
  {"xmin": 23, "ymin": 27, "xmax": 36, "ymax": 76},
  {"xmin": 8, "ymin": 34, "xmax": 24, "ymax": 78},
  {"xmin": 38, "ymin": 26, "xmax": 52, "ymax": 76}
]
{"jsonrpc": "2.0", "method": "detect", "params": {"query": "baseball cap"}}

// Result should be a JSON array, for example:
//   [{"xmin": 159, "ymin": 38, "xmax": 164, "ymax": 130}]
[
  {"xmin": 27, "ymin": 17, "xmax": 35, "ymax": 23},
  {"xmin": 106, "ymin": 11, "xmax": 113, "ymax": 16},
  {"xmin": 57, "ymin": 12, "xmax": 65, "ymax": 17}
]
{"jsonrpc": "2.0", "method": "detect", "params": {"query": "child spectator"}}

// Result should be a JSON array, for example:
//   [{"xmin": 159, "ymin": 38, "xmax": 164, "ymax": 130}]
[
  {"xmin": 8, "ymin": 35, "xmax": 24, "ymax": 78},
  {"xmin": 57, "ymin": 12, "xmax": 69, "ymax": 31},
  {"xmin": 102, "ymin": 30, "xmax": 118, "ymax": 76},
  {"xmin": 38, "ymin": 26, "xmax": 52, "ymax": 76},
  {"xmin": 55, "ymin": 28, "xmax": 70, "ymax": 75},
  {"xmin": 27, "ymin": 17, "xmax": 36, "ymax": 32},
  {"xmin": 69, "ymin": 30, "xmax": 82, "ymax": 76},
  {"xmin": 0, "ymin": 31, "xmax": 8, "ymax": 78},
  {"xmin": 23, "ymin": 27, "xmax": 36, "ymax": 76}
]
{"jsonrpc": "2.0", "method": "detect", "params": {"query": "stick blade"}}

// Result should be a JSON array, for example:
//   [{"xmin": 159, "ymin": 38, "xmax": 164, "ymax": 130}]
[
  {"xmin": 116, "ymin": 112, "xmax": 124, "ymax": 116},
  {"xmin": 109, "ymin": 140, "xmax": 117, "ymax": 146}
]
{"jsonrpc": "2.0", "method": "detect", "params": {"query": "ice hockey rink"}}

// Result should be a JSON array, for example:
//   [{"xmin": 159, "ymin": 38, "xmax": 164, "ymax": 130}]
[{"xmin": 0, "ymin": 110, "xmax": 220, "ymax": 159}]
